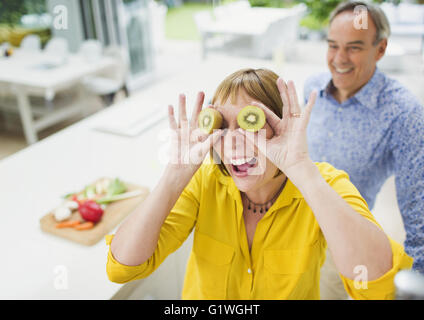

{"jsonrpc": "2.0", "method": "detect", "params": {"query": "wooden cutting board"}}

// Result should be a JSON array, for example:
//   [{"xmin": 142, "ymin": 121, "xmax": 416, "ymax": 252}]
[{"xmin": 40, "ymin": 180, "xmax": 150, "ymax": 246}]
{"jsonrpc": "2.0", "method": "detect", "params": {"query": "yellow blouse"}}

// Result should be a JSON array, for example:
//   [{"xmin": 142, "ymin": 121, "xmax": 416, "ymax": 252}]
[{"xmin": 105, "ymin": 162, "xmax": 413, "ymax": 299}]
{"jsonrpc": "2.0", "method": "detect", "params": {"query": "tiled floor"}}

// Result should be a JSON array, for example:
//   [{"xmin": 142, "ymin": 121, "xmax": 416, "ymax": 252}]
[
  {"xmin": 0, "ymin": 128, "xmax": 26, "ymax": 159},
  {"xmin": 0, "ymin": 91, "xmax": 115, "ymax": 159}
]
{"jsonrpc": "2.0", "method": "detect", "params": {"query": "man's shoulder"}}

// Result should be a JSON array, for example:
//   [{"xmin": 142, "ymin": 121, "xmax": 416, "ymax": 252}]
[{"xmin": 378, "ymin": 71, "xmax": 422, "ymax": 114}]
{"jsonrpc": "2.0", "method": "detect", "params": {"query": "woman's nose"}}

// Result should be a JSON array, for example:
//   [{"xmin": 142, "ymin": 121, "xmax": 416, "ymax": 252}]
[
  {"xmin": 232, "ymin": 134, "xmax": 244, "ymax": 151},
  {"xmin": 223, "ymin": 129, "xmax": 249, "ymax": 156},
  {"xmin": 226, "ymin": 128, "xmax": 244, "ymax": 143}
]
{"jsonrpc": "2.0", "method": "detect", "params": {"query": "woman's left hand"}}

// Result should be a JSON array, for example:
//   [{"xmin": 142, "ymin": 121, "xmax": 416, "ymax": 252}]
[{"xmin": 247, "ymin": 78, "xmax": 317, "ymax": 179}]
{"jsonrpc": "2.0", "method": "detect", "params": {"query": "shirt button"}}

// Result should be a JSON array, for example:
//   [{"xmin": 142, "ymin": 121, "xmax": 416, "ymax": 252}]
[
  {"xmin": 338, "ymin": 107, "xmax": 343, "ymax": 112},
  {"xmin": 322, "ymin": 156, "xmax": 327, "ymax": 161},
  {"xmin": 247, "ymin": 268, "xmax": 252, "ymax": 274},
  {"xmin": 328, "ymin": 132, "xmax": 333, "ymax": 137}
]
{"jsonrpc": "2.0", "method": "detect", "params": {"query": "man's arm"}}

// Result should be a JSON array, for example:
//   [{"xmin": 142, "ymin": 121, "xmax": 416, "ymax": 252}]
[{"xmin": 390, "ymin": 103, "xmax": 424, "ymax": 274}]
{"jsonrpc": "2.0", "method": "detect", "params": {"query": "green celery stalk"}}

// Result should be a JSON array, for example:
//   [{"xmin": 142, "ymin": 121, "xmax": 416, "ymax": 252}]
[{"xmin": 96, "ymin": 190, "xmax": 145, "ymax": 204}]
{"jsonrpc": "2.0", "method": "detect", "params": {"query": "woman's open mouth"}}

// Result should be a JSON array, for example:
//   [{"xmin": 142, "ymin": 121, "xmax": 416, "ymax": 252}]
[{"xmin": 230, "ymin": 157, "xmax": 258, "ymax": 177}]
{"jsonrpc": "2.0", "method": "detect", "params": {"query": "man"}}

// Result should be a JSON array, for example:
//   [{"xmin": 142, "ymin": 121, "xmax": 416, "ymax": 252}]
[{"xmin": 304, "ymin": 1, "xmax": 424, "ymax": 299}]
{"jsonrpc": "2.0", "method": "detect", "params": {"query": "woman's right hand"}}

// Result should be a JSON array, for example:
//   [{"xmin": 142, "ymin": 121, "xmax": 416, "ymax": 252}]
[{"xmin": 167, "ymin": 92, "xmax": 223, "ymax": 175}]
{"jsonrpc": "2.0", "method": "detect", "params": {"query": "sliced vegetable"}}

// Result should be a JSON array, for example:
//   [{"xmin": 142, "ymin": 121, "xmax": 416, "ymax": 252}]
[
  {"xmin": 71, "ymin": 193, "xmax": 85, "ymax": 205},
  {"xmin": 74, "ymin": 221, "xmax": 94, "ymax": 230},
  {"xmin": 96, "ymin": 189, "xmax": 144, "ymax": 204},
  {"xmin": 62, "ymin": 192, "xmax": 76, "ymax": 200},
  {"xmin": 95, "ymin": 178, "xmax": 111, "ymax": 195},
  {"xmin": 63, "ymin": 200, "xmax": 79, "ymax": 211},
  {"xmin": 56, "ymin": 220, "xmax": 81, "ymax": 228},
  {"xmin": 78, "ymin": 200, "xmax": 104, "ymax": 223},
  {"xmin": 106, "ymin": 178, "xmax": 127, "ymax": 197},
  {"xmin": 84, "ymin": 185, "xmax": 97, "ymax": 199},
  {"xmin": 53, "ymin": 207, "xmax": 72, "ymax": 222}
]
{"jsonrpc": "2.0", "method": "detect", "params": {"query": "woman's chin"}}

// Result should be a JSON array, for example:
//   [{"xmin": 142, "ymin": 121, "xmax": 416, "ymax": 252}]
[
  {"xmin": 229, "ymin": 168, "xmax": 262, "ymax": 192},
  {"xmin": 233, "ymin": 179, "xmax": 257, "ymax": 193},
  {"xmin": 228, "ymin": 162, "xmax": 280, "ymax": 193}
]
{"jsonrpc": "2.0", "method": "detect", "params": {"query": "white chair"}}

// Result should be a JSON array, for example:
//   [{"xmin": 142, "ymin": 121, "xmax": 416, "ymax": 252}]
[
  {"xmin": 213, "ymin": 0, "xmax": 250, "ymax": 20},
  {"xmin": 79, "ymin": 39, "xmax": 103, "ymax": 62},
  {"xmin": 194, "ymin": 10, "xmax": 233, "ymax": 59},
  {"xmin": 20, "ymin": 34, "xmax": 41, "ymax": 52},
  {"xmin": 378, "ymin": 42, "xmax": 406, "ymax": 72},
  {"xmin": 44, "ymin": 37, "xmax": 69, "ymax": 55},
  {"xmin": 81, "ymin": 45, "xmax": 129, "ymax": 106},
  {"xmin": 381, "ymin": 2, "xmax": 424, "ymax": 55},
  {"xmin": 43, "ymin": 37, "xmax": 69, "ymax": 66}
]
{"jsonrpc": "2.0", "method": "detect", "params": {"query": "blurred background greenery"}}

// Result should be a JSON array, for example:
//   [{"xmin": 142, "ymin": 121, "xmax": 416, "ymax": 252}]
[{"xmin": 0, "ymin": 0, "xmax": 50, "ymax": 46}]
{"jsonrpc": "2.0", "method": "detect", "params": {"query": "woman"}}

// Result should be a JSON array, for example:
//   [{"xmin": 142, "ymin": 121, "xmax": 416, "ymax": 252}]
[{"xmin": 106, "ymin": 68, "xmax": 412, "ymax": 299}]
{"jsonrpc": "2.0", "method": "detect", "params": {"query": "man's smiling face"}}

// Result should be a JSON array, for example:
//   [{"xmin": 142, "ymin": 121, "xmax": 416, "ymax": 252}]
[{"xmin": 326, "ymin": 11, "xmax": 387, "ymax": 101}]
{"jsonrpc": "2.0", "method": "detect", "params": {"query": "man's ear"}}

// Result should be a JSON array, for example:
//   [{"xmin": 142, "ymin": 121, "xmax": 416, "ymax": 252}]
[{"xmin": 375, "ymin": 38, "xmax": 388, "ymax": 62}]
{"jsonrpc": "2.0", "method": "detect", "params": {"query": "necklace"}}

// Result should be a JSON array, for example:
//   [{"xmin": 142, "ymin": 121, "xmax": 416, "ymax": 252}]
[{"xmin": 243, "ymin": 178, "xmax": 288, "ymax": 214}]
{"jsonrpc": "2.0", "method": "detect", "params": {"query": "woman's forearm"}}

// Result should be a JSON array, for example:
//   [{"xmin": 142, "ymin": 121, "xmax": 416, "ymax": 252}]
[
  {"xmin": 287, "ymin": 160, "xmax": 393, "ymax": 281},
  {"xmin": 110, "ymin": 166, "xmax": 194, "ymax": 266}
]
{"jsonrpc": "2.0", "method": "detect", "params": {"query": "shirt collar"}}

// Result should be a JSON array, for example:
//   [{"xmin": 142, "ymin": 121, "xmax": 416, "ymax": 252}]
[
  {"xmin": 321, "ymin": 68, "xmax": 386, "ymax": 109},
  {"xmin": 352, "ymin": 68, "xmax": 386, "ymax": 109}
]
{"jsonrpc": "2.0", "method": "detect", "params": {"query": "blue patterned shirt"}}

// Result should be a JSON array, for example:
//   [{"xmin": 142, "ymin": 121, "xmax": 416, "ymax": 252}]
[{"xmin": 304, "ymin": 68, "xmax": 424, "ymax": 274}]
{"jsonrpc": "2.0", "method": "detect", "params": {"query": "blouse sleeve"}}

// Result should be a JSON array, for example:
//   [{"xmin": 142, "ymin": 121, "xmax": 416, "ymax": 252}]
[
  {"xmin": 322, "ymin": 164, "xmax": 414, "ymax": 299},
  {"xmin": 341, "ymin": 237, "xmax": 413, "ymax": 299},
  {"xmin": 105, "ymin": 165, "xmax": 204, "ymax": 284}
]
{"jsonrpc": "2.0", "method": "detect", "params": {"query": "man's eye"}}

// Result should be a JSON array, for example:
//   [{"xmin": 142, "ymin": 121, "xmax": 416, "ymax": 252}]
[
  {"xmin": 329, "ymin": 45, "xmax": 338, "ymax": 50},
  {"xmin": 348, "ymin": 47, "xmax": 361, "ymax": 51}
]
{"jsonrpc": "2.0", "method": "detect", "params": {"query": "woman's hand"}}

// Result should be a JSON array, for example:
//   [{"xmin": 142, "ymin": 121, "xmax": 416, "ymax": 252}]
[
  {"xmin": 167, "ymin": 92, "xmax": 223, "ymax": 175},
  {"xmin": 247, "ymin": 78, "xmax": 317, "ymax": 179}
]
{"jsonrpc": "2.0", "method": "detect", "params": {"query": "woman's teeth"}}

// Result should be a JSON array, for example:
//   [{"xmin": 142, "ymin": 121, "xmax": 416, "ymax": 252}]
[
  {"xmin": 230, "ymin": 157, "xmax": 256, "ymax": 166},
  {"xmin": 230, "ymin": 157, "xmax": 258, "ymax": 175}
]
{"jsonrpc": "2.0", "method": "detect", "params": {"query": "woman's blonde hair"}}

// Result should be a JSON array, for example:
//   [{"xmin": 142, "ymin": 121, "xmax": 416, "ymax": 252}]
[{"xmin": 210, "ymin": 68, "xmax": 284, "ymax": 177}]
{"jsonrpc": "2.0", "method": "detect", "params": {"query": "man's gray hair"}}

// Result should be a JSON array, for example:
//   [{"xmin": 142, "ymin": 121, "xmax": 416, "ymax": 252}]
[{"xmin": 329, "ymin": 1, "xmax": 391, "ymax": 45}]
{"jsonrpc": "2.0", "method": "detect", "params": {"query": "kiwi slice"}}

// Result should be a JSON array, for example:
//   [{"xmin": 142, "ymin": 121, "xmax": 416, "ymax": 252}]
[
  {"xmin": 237, "ymin": 105, "xmax": 266, "ymax": 132},
  {"xmin": 198, "ymin": 108, "xmax": 223, "ymax": 134}
]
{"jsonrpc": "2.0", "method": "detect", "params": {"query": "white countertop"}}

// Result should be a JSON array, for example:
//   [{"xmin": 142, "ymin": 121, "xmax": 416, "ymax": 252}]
[
  {"xmin": 0, "ymin": 102, "xmax": 166, "ymax": 299},
  {"xmin": 0, "ymin": 55, "xmax": 287, "ymax": 299}
]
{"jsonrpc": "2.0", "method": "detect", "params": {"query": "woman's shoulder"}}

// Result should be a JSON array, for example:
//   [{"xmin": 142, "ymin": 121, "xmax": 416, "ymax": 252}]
[
  {"xmin": 314, "ymin": 161, "xmax": 351, "ymax": 183},
  {"xmin": 193, "ymin": 161, "xmax": 224, "ymax": 186},
  {"xmin": 314, "ymin": 162, "xmax": 365, "ymax": 200},
  {"xmin": 197, "ymin": 160, "xmax": 220, "ymax": 178}
]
